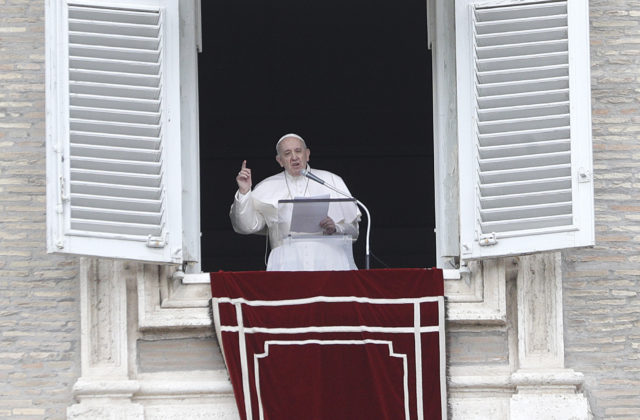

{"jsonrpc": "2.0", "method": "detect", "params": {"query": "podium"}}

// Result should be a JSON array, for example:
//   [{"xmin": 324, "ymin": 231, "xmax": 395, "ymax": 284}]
[
  {"xmin": 211, "ymin": 269, "xmax": 446, "ymax": 420},
  {"xmin": 268, "ymin": 197, "xmax": 358, "ymax": 271}
]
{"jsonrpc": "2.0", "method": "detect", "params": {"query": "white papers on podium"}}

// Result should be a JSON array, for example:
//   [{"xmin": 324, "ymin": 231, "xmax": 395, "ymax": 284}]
[{"xmin": 289, "ymin": 194, "xmax": 330, "ymax": 234}]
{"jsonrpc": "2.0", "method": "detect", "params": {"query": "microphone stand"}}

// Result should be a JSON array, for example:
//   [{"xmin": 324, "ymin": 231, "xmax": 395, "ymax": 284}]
[{"xmin": 302, "ymin": 169, "xmax": 372, "ymax": 269}]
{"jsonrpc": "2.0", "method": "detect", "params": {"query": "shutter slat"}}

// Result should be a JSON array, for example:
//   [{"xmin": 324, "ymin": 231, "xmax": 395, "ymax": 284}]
[
  {"xmin": 70, "ymin": 169, "xmax": 162, "ymax": 188},
  {"xmin": 69, "ymin": 45, "xmax": 160, "ymax": 62},
  {"xmin": 479, "ymin": 126, "xmax": 570, "ymax": 147},
  {"xmin": 70, "ymin": 181, "xmax": 162, "ymax": 200},
  {"xmin": 475, "ymin": 2, "xmax": 567, "ymax": 22},
  {"xmin": 71, "ymin": 194, "xmax": 162, "ymax": 212},
  {"xmin": 69, "ymin": 18, "xmax": 160, "ymax": 37},
  {"xmin": 479, "ymin": 177, "xmax": 571, "ymax": 197},
  {"xmin": 71, "ymin": 156, "xmax": 161, "ymax": 175},
  {"xmin": 71, "ymin": 206, "xmax": 163, "ymax": 225},
  {"xmin": 68, "ymin": 69, "xmax": 160, "ymax": 87},
  {"xmin": 70, "ymin": 81, "xmax": 160, "ymax": 100},
  {"xmin": 479, "ymin": 139, "xmax": 570, "ymax": 159},
  {"xmin": 478, "ymin": 64, "xmax": 568, "ymax": 84},
  {"xmin": 70, "ymin": 144, "xmax": 161, "ymax": 162},
  {"xmin": 70, "ymin": 106, "xmax": 161, "ymax": 125},
  {"xmin": 479, "ymin": 164, "xmax": 571, "ymax": 184},
  {"xmin": 476, "ymin": 39, "xmax": 568, "ymax": 60},
  {"xmin": 476, "ymin": 27, "xmax": 568, "ymax": 47},
  {"xmin": 480, "ymin": 189, "xmax": 572, "ymax": 209},
  {"xmin": 69, "ymin": 57, "xmax": 160, "ymax": 75},
  {"xmin": 68, "ymin": 6, "xmax": 160, "ymax": 25},
  {"xmin": 478, "ymin": 115, "xmax": 569, "ymax": 135},
  {"xmin": 70, "ymin": 132, "xmax": 160, "ymax": 149},
  {"xmin": 477, "ymin": 51, "xmax": 567, "ymax": 72},
  {"xmin": 70, "ymin": 219, "xmax": 162, "ymax": 236},
  {"xmin": 477, "ymin": 89, "xmax": 569, "ymax": 109},
  {"xmin": 477, "ymin": 77, "xmax": 568, "ymax": 97},
  {"xmin": 478, "ymin": 102, "xmax": 569, "ymax": 122},
  {"xmin": 69, "ymin": 32, "xmax": 159, "ymax": 51},
  {"xmin": 480, "ymin": 201, "xmax": 572, "ymax": 222},
  {"xmin": 70, "ymin": 120, "xmax": 160, "ymax": 137},
  {"xmin": 475, "ymin": 15, "xmax": 567, "ymax": 35},
  {"xmin": 480, "ymin": 214, "xmax": 573, "ymax": 233},
  {"xmin": 70, "ymin": 94, "xmax": 160, "ymax": 113},
  {"xmin": 479, "ymin": 151, "xmax": 570, "ymax": 172}
]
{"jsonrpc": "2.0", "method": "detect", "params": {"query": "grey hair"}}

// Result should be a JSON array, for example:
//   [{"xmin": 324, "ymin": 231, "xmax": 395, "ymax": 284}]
[{"xmin": 276, "ymin": 133, "xmax": 307, "ymax": 154}]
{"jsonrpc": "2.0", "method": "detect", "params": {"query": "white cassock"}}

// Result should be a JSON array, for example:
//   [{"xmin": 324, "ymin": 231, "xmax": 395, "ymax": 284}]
[{"xmin": 230, "ymin": 167, "xmax": 361, "ymax": 271}]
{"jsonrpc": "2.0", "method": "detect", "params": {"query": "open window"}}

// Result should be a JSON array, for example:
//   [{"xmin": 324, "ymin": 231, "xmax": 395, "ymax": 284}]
[
  {"xmin": 196, "ymin": 0, "xmax": 435, "ymax": 271},
  {"xmin": 45, "ymin": 0, "xmax": 594, "ymax": 269}
]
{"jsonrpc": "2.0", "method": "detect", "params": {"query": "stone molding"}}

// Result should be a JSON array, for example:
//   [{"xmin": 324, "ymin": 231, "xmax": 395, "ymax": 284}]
[
  {"xmin": 445, "ymin": 258, "xmax": 511, "ymax": 323},
  {"xmin": 509, "ymin": 253, "xmax": 591, "ymax": 419},
  {"xmin": 69, "ymin": 259, "xmax": 237, "ymax": 419},
  {"xmin": 448, "ymin": 253, "xmax": 591, "ymax": 419},
  {"xmin": 70, "ymin": 255, "xmax": 592, "ymax": 419},
  {"xmin": 78, "ymin": 258, "xmax": 130, "ymax": 379},
  {"xmin": 137, "ymin": 264, "xmax": 211, "ymax": 331},
  {"xmin": 516, "ymin": 253, "xmax": 564, "ymax": 369}
]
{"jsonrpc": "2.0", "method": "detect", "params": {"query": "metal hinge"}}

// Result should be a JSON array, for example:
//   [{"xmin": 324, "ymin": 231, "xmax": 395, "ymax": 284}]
[
  {"xmin": 479, "ymin": 232, "xmax": 497, "ymax": 246},
  {"xmin": 59, "ymin": 175, "xmax": 69, "ymax": 202},
  {"xmin": 146, "ymin": 233, "xmax": 167, "ymax": 248}
]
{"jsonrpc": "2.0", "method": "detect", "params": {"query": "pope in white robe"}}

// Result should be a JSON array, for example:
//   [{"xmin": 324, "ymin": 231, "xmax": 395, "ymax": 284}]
[{"xmin": 230, "ymin": 134, "xmax": 361, "ymax": 271}]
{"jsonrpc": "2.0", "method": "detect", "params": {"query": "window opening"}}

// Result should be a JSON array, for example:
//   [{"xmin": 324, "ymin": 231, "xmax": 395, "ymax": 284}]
[{"xmin": 197, "ymin": 0, "xmax": 435, "ymax": 271}]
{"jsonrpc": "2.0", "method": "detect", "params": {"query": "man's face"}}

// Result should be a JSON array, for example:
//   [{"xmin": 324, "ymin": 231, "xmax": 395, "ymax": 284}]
[{"xmin": 276, "ymin": 137, "xmax": 310, "ymax": 176}]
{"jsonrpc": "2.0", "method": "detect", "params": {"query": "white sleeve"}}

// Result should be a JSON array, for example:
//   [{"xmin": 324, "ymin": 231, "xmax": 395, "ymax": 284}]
[
  {"xmin": 229, "ymin": 190, "xmax": 266, "ymax": 234},
  {"xmin": 335, "ymin": 217, "xmax": 359, "ymax": 240},
  {"xmin": 331, "ymin": 173, "xmax": 361, "ymax": 240}
]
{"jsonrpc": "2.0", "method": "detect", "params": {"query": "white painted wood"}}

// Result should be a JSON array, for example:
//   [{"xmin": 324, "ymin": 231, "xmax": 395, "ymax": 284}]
[
  {"xmin": 46, "ymin": 0, "xmax": 195, "ymax": 264},
  {"xmin": 456, "ymin": 0, "xmax": 594, "ymax": 260},
  {"xmin": 432, "ymin": 0, "xmax": 460, "ymax": 266},
  {"xmin": 178, "ymin": 0, "xmax": 202, "ymax": 269}
]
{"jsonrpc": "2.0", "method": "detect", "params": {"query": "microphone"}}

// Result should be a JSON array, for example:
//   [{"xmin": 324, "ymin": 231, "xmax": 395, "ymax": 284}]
[
  {"xmin": 302, "ymin": 168, "xmax": 352, "ymax": 198},
  {"xmin": 301, "ymin": 168, "xmax": 326, "ymax": 186},
  {"xmin": 301, "ymin": 168, "xmax": 372, "ymax": 269}
]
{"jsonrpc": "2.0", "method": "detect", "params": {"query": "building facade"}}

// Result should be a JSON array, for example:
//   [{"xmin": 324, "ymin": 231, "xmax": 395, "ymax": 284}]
[{"xmin": 0, "ymin": 0, "xmax": 638, "ymax": 419}]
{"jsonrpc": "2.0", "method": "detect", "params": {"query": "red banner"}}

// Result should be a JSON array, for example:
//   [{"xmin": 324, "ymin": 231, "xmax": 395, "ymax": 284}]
[{"xmin": 211, "ymin": 268, "xmax": 446, "ymax": 420}]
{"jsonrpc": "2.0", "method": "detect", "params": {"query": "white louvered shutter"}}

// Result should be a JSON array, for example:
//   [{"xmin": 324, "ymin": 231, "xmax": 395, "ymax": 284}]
[
  {"xmin": 455, "ymin": 0, "xmax": 594, "ymax": 259},
  {"xmin": 46, "ymin": 0, "xmax": 185, "ymax": 264}
]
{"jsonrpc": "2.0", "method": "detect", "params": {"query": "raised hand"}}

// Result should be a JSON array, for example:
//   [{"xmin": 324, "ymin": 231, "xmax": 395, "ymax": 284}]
[{"xmin": 236, "ymin": 160, "xmax": 252, "ymax": 194}]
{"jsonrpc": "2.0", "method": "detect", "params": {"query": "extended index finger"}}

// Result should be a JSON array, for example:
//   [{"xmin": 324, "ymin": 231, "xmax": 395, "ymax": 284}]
[{"xmin": 241, "ymin": 160, "xmax": 247, "ymax": 170}]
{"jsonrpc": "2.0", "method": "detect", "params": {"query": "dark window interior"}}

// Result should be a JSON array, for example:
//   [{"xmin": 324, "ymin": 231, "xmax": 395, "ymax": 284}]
[{"xmin": 198, "ymin": 0, "xmax": 435, "ymax": 271}]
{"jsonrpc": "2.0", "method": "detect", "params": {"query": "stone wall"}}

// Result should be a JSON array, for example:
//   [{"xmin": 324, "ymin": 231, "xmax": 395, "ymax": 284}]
[
  {"xmin": 0, "ymin": 1, "xmax": 81, "ymax": 419},
  {"xmin": 562, "ymin": 1, "xmax": 640, "ymax": 419}
]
